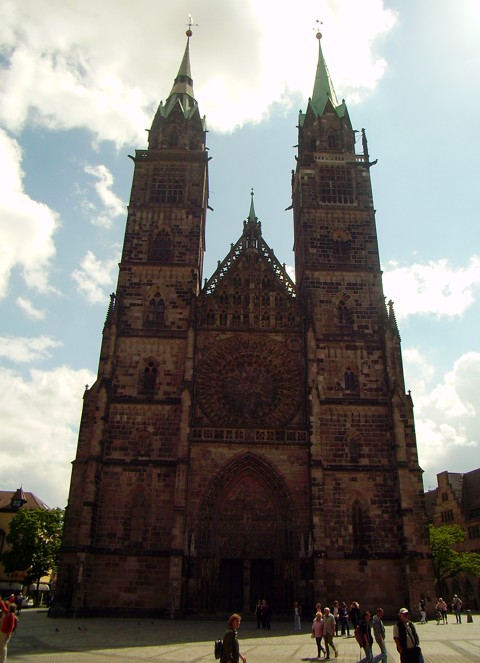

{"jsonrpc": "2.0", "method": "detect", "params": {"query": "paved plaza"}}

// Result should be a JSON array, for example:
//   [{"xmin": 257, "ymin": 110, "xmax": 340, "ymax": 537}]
[{"xmin": 7, "ymin": 609, "xmax": 480, "ymax": 663}]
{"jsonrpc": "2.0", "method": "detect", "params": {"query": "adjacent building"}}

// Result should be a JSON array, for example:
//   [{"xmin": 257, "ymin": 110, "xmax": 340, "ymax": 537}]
[
  {"xmin": 56, "ymin": 29, "xmax": 434, "ymax": 617},
  {"xmin": 0, "ymin": 488, "xmax": 50, "ymax": 598},
  {"xmin": 425, "ymin": 468, "xmax": 480, "ymax": 608}
]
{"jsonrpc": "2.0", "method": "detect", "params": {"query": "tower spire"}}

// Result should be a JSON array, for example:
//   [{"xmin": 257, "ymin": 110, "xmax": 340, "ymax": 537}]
[{"xmin": 310, "ymin": 30, "xmax": 345, "ymax": 118}]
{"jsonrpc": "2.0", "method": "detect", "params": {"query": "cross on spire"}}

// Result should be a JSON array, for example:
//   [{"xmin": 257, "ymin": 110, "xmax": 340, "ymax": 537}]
[{"xmin": 186, "ymin": 14, "xmax": 198, "ymax": 39}]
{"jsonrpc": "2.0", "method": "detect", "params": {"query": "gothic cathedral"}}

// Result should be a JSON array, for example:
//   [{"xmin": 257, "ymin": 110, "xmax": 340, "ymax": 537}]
[{"xmin": 57, "ymin": 30, "xmax": 433, "ymax": 617}]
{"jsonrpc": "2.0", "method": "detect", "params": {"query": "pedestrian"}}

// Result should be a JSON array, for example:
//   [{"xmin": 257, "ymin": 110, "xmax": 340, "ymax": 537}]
[
  {"xmin": 435, "ymin": 598, "xmax": 448, "ymax": 624},
  {"xmin": 358, "ymin": 611, "xmax": 374, "ymax": 663},
  {"xmin": 255, "ymin": 600, "xmax": 262, "ymax": 628},
  {"xmin": 393, "ymin": 608, "xmax": 424, "ymax": 663},
  {"xmin": 349, "ymin": 601, "xmax": 361, "ymax": 630},
  {"xmin": 312, "ymin": 611, "xmax": 326, "ymax": 658},
  {"xmin": 417, "ymin": 599, "xmax": 426, "ymax": 624},
  {"xmin": 293, "ymin": 601, "xmax": 302, "ymax": 631},
  {"xmin": 372, "ymin": 608, "xmax": 388, "ymax": 662},
  {"xmin": 338, "ymin": 602, "xmax": 350, "ymax": 636},
  {"xmin": 220, "ymin": 613, "xmax": 246, "ymax": 663},
  {"xmin": 322, "ymin": 607, "xmax": 338, "ymax": 659},
  {"xmin": 0, "ymin": 601, "xmax": 18, "ymax": 663},
  {"xmin": 452, "ymin": 595, "xmax": 463, "ymax": 623}
]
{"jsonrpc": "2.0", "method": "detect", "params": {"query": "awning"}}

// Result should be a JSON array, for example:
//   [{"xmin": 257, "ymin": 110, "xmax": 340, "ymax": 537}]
[
  {"xmin": 0, "ymin": 582, "xmax": 23, "ymax": 591},
  {"xmin": 28, "ymin": 583, "xmax": 50, "ymax": 592}
]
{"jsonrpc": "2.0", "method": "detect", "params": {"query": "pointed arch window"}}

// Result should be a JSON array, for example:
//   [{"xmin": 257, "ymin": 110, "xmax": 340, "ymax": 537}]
[
  {"xmin": 219, "ymin": 310, "xmax": 227, "ymax": 326},
  {"xmin": 344, "ymin": 368, "xmax": 358, "ymax": 393},
  {"xmin": 328, "ymin": 131, "xmax": 338, "ymax": 149},
  {"xmin": 338, "ymin": 302, "xmax": 352, "ymax": 327},
  {"xmin": 140, "ymin": 360, "xmax": 157, "ymax": 395},
  {"xmin": 150, "ymin": 230, "xmax": 172, "ymax": 262},
  {"xmin": 146, "ymin": 292, "xmax": 165, "ymax": 325}
]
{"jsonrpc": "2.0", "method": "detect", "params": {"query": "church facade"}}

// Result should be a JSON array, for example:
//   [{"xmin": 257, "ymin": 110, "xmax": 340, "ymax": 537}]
[{"xmin": 57, "ymin": 30, "xmax": 434, "ymax": 617}]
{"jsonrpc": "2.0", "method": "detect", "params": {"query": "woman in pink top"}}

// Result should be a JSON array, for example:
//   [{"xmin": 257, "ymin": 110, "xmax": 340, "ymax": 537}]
[{"xmin": 312, "ymin": 611, "xmax": 326, "ymax": 659}]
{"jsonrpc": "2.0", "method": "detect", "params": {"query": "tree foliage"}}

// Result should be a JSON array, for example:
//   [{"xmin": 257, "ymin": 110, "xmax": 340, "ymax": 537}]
[
  {"xmin": 1, "ymin": 508, "xmax": 64, "ymax": 585},
  {"xmin": 429, "ymin": 524, "xmax": 480, "ymax": 589}
]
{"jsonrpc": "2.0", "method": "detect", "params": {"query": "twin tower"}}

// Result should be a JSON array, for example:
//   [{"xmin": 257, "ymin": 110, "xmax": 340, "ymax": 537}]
[{"xmin": 57, "ymin": 31, "xmax": 433, "ymax": 617}]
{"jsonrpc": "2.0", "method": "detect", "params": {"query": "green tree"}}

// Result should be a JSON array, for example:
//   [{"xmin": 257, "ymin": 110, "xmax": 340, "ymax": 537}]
[
  {"xmin": 1, "ymin": 508, "xmax": 64, "ymax": 594},
  {"xmin": 429, "ymin": 524, "xmax": 480, "ymax": 592}
]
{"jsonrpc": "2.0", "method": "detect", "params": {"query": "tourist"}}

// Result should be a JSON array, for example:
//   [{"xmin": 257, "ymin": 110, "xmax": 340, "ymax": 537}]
[
  {"xmin": 358, "ymin": 610, "xmax": 374, "ymax": 663},
  {"xmin": 0, "ymin": 601, "xmax": 18, "ymax": 663},
  {"xmin": 312, "ymin": 611, "xmax": 326, "ymax": 658},
  {"xmin": 221, "ymin": 613, "xmax": 246, "ymax": 663},
  {"xmin": 372, "ymin": 608, "xmax": 388, "ymax": 662},
  {"xmin": 338, "ymin": 601, "xmax": 350, "ymax": 636},
  {"xmin": 332, "ymin": 600, "xmax": 339, "ymax": 636},
  {"xmin": 322, "ymin": 607, "xmax": 338, "ymax": 659},
  {"xmin": 349, "ymin": 601, "xmax": 361, "ymax": 631},
  {"xmin": 435, "ymin": 598, "xmax": 448, "ymax": 624},
  {"xmin": 393, "ymin": 608, "xmax": 424, "ymax": 663},
  {"xmin": 293, "ymin": 601, "xmax": 302, "ymax": 631},
  {"xmin": 417, "ymin": 599, "xmax": 426, "ymax": 624},
  {"xmin": 452, "ymin": 595, "xmax": 463, "ymax": 623}
]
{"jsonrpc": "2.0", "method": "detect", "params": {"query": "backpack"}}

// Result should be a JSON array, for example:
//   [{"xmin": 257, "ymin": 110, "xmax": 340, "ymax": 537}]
[
  {"xmin": 214, "ymin": 639, "xmax": 224, "ymax": 659},
  {"xmin": 354, "ymin": 625, "xmax": 364, "ymax": 647}
]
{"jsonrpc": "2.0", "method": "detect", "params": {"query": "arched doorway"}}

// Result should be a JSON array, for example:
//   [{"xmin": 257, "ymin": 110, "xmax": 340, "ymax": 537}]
[{"xmin": 194, "ymin": 452, "xmax": 297, "ymax": 615}]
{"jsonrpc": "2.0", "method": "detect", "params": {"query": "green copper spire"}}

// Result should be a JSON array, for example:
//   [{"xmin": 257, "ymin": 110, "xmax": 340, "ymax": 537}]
[
  {"xmin": 309, "ymin": 31, "xmax": 346, "ymax": 119},
  {"xmin": 160, "ymin": 29, "xmax": 198, "ymax": 119}
]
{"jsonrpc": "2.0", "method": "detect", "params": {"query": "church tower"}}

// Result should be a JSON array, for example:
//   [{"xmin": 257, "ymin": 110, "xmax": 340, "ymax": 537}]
[
  {"xmin": 292, "ymin": 31, "xmax": 432, "ymax": 605},
  {"xmin": 56, "ymin": 29, "xmax": 434, "ymax": 618}
]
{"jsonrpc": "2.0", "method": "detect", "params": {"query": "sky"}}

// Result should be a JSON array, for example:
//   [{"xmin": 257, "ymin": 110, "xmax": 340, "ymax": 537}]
[{"xmin": 0, "ymin": 0, "xmax": 480, "ymax": 509}]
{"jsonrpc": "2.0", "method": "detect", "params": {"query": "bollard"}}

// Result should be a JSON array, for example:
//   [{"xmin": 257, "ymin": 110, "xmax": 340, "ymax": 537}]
[{"xmin": 466, "ymin": 610, "xmax": 473, "ymax": 623}]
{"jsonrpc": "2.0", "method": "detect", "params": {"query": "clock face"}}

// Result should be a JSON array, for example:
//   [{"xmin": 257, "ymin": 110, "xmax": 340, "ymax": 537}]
[{"xmin": 196, "ymin": 335, "xmax": 303, "ymax": 428}]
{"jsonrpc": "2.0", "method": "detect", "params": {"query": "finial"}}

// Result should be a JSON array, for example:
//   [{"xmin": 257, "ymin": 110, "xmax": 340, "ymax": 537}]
[
  {"xmin": 186, "ymin": 13, "xmax": 198, "ymax": 39},
  {"xmin": 314, "ymin": 19, "xmax": 323, "ymax": 40}
]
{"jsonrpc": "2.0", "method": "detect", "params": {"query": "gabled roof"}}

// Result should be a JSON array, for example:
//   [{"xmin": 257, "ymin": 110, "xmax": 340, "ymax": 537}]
[
  {"xmin": 0, "ymin": 489, "xmax": 50, "ymax": 511},
  {"xmin": 203, "ymin": 193, "xmax": 296, "ymax": 298}
]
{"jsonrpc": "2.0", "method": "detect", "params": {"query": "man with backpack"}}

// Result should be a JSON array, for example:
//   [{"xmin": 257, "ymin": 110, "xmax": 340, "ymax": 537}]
[{"xmin": 356, "ymin": 611, "xmax": 374, "ymax": 663}]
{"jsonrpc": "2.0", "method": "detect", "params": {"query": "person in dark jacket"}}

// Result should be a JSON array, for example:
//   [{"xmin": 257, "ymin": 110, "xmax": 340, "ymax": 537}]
[
  {"xmin": 359, "ymin": 611, "xmax": 374, "ymax": 663},
  {"xmin": 221, "ymin": 613, "xmax": 247, "ymax": 663},
  {"xmin": 393, "ymin": 608, "xmax": 424, "ymax": 663}
]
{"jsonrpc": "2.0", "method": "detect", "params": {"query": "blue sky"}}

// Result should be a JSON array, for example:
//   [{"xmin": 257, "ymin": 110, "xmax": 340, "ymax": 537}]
[{"xmin": 1, "ymin": 0, "xmax": 479, "ymax": 508}]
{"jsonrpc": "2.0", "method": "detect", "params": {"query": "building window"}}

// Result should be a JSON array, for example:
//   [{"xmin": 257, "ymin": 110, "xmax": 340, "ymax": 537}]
[
  {"xmin": 150, "ymin": 168, "xmax": 185, "ymax": 203},
  {"xmin": 150, "ymin": 230, "xmax": 172, "ymax": 262},
  {"xmin": 344, "ymin": 369, "xmax": 358, "ymax": 393},
  {"xmin": 140, "ymin": 361, "xmax": 157, "ymax": 394},
  {"xmin": 327, "ymin": 131, "xmax": 338, "ymax": 149},
  {"xmin": 319, "ymin": 166, "xmax": 354, "ymax": 205},
  {"xmin": 441, "ymin": 510, "xmax": 454, "ymax": 523},
  {"xmin": 468, "ymin": 525, "xmax": 480, "ymax": 539},
  {"xmin": 338, "ymin": 302, "xmax": 352, "ymax": 326},
  {"xmin": 441, "ymin": 492, "xmax": 449, "ymax": 502},
  {"xmin": 146, "ymin": 292, "xmax": 165, "ymax": 325}
]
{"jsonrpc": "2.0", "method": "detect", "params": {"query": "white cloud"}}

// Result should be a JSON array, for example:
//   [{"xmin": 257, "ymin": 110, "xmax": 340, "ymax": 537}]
[
  {"xmin": 382, "ymin": 256, "xmax": 480, "ymax": 321},
  {"xmin": 0, "ymin": 129, "xmax": 59, "ymax": 298},
  {"xmin": 84, "ymin": 164, "xmax": 126, "ymax": 228},
  {"xmin": 0, "ymin": 335, "xmax": 61, "ymax": 363},
  {"xmin": 0, "ymin": 0, "xmax": 397, "ymax": 142},
  {"xmin": 405, "ymin": 351, "xmax": 480, "ymax": 489},
  {"xmin": 16, "ymin": 296, "xmax": 46, "ymax": 320},
  {"xmin": 0, "ymin": 365, "xmax": 96, "ymax": 508},
  {"xmin": 71, "ymin": 249, "xmax": 119, "ymax": 304}
]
